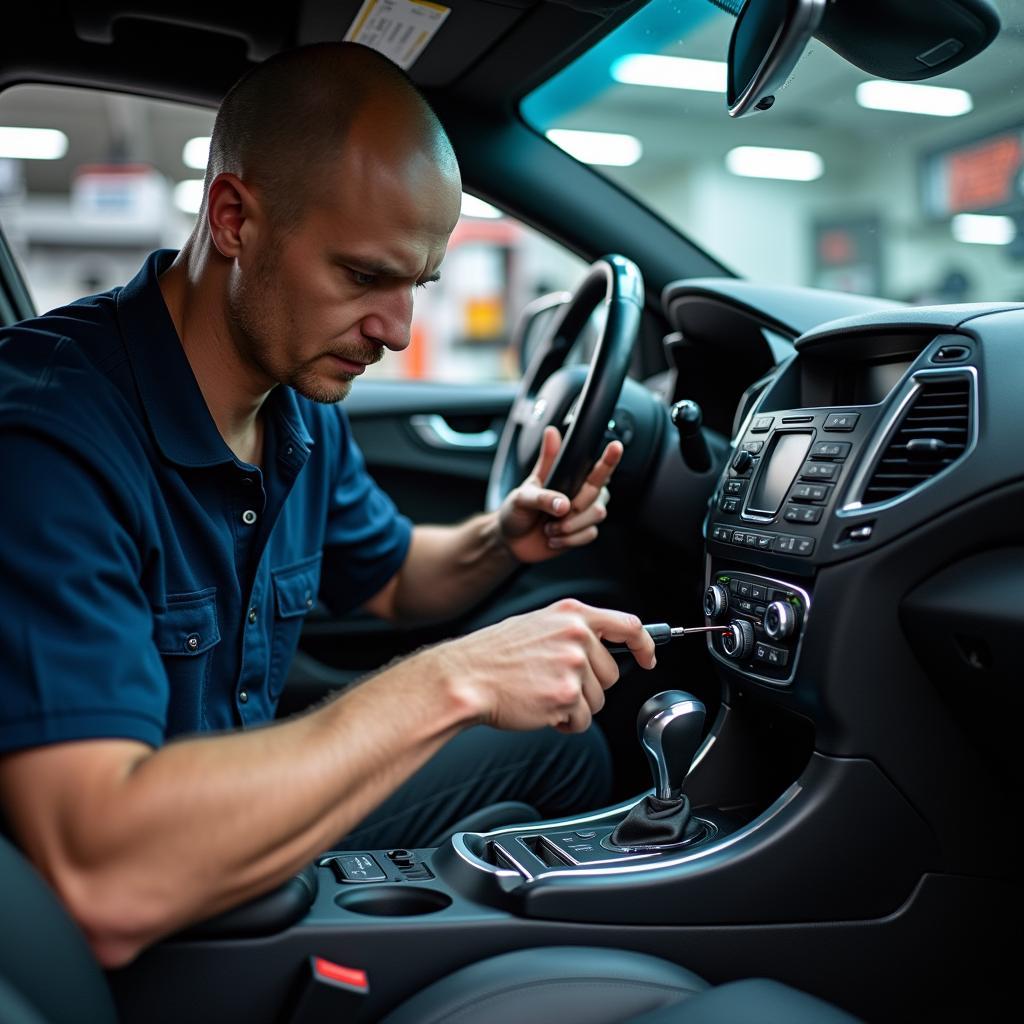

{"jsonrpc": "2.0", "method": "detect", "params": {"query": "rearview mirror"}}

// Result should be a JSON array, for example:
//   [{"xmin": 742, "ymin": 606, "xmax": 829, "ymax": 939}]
[{"xmin": 727, "ymin": 0, "xmax": 826, "ymax": 118}]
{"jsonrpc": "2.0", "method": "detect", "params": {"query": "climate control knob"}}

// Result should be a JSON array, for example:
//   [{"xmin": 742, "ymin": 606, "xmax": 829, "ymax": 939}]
[
  {"xmin": 703, "ymin": 584, "xmax": 729, "ymax": 620},
  {"xmin": 721, "ymin": 619, "xmax": 754, "ymax": 660},
  {"xmin": 763, "ymin": 601, "xmax": 796, "ymax": 640}
]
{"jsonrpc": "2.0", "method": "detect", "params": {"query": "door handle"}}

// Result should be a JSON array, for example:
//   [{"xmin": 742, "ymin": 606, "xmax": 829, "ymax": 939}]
[{"xmin": 409, "ymin": 414, "xmax": 499, "ymax": 451}]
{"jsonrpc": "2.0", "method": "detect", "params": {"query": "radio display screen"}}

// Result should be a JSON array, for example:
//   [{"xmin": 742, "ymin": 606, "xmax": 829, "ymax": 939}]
[{"xmin": 747, "ymin": 432, "xmax": 812, "ymax": 516}]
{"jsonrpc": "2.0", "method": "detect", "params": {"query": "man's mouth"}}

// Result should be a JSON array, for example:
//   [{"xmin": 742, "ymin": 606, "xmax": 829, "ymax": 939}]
[
  {"xmin": 325, "ymin": 346, "xmax": 383, "ymax": 375},
  {"xmin": 326, "ymin": 354, "xmax": 376, "ymax": 375}
]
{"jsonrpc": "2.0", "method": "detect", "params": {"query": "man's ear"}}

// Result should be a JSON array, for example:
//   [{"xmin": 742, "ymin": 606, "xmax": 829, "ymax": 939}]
[{"xmin": 206, "ymin": 172, "xmax": 263, "ymax": 260}]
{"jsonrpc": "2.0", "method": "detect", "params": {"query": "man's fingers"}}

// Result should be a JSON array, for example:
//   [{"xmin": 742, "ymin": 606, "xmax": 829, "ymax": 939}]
[
  {"xmin": 545, "ymin": 500, "xmax": 607, "ymax": 540},
  {"xmin": 579, "ymin": 660, "xmax": 609, "ymax": 713},
  {"xmin": 570, "ymin": 602, "xmax": 657, "ymax": 670},
  {"xmin": 546, "ymin": 525, "xmax": 599, "ymax": 550},
  {"xmin": 569, "ymin": 441, "xmax": 623, "ymax": 512},
  {"xmin": 529, "ymin": 426, "xmax": 562, "ymax": 485},
  {"xmin": 514, "ymin": 481, "xmax": 570, "ymax": 517},
  {"xmin": 584, "ymin": 633, "xmax": 622, "ymax": 691},
  {"xmin": 555, "ymin": 699, "xmax": 593, "ymax": 735}
]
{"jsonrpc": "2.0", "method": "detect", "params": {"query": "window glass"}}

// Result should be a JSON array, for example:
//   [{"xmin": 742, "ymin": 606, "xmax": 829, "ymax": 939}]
[
  {"xmin": 0, "ymin": 84, "xmax": 585, "ymax": 382},
  {"xmin": 524, "ymin": 0, "xmax": 1024, "ymax": 304}
]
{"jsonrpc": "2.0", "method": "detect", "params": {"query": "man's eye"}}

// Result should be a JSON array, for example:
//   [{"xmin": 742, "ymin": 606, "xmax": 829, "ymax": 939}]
[{"xmin": 350, "ymin": 269, "xmax": 377, "ymax": 287}]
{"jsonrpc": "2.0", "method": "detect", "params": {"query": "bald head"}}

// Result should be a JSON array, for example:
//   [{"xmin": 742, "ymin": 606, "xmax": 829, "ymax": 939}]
[{"xmin": 203, "ymin": 42, "xmax": 459, "ymax": 233}]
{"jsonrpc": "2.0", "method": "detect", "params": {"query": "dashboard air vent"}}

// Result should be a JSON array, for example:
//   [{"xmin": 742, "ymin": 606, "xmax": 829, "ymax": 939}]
[{"xmin": 861, "ymin": 377, "xmax": 971, "ymax": 505}]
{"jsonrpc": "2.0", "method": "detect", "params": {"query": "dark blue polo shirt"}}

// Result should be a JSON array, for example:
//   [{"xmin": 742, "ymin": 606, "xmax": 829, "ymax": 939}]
[{"xmin": 0, "ymin": 248, "xmax": 412, "ymax": 753}]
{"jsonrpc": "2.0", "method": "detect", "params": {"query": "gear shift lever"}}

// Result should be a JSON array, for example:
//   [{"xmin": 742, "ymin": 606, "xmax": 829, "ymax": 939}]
[
  {"xmin": 610, "ymin": 690, "xmax": 707, "ymax": 850},
  {"xmin": 637, "ymin": 690, "xmax": 706, "ymax": 800}
]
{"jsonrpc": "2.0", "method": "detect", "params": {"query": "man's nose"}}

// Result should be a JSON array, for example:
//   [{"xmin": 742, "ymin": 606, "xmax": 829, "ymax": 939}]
[{"xmin": 360, "ymin": 288, "xmax": 414, "ymax": 352}]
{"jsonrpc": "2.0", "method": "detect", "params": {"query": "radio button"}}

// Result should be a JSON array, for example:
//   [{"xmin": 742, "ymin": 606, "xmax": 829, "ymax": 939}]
[
  {"xmin": 751, "ymin": 415, "xmax": 774, "ymax": 433},
  {"xmin": 724, "ymin": 479, "xmax": 747, "ymax": 496},
  {"xmin": 754, "ymin": 644, "xmax": 790, "ymax": 668},
  {"xmin": 750, "ymin": 583, "xmax": 767, "ymax": 601},
  {"xmin": 823, "ymin": 412, "xmax": 860, "ymax": 431},
  {"xmin": 784, "ymin": 505, "xmax": 823, "ymax": 524},
  {"xmin": 720, "ymin": 496, "xmax": 740, "ymax": 513},
  {"xmin": 756, "ymin": 535, "xmax": 773, "ymax": 550},
  {"xmin": 811, "ymin": 441, "xmax": 851, "ymax": 460},
  {"xmin": 711, "ymin": 524, "xmax": 732, "ymax": 542},
  {"xmin": 791, "ymin": 484, "xmax": 828, "ymax": 502},
  {"xmin": 731, "ymin": 451, "xmax": 754, "ymax": 476},
  {"xmin": 801, "ymin": 462, "xmax": 837, "ymax": 480},
  {"xmin": 742, "ymin": 440, "xmax": 765, "ymax": 454},
  {"xmin": 773, "ymin": 535, "xmax": 816, "ymax": 556}
]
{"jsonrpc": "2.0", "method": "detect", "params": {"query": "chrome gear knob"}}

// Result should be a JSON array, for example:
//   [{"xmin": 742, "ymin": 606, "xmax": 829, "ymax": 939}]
[{"xmin": 636, "ymin": 690, "xmax": 706, "ymax": 801}]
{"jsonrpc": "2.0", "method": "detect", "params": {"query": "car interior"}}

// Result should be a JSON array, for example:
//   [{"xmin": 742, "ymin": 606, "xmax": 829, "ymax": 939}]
[{"xmin": 0, "ymin": 0, "xmax": 1020, "ymax": 1021}]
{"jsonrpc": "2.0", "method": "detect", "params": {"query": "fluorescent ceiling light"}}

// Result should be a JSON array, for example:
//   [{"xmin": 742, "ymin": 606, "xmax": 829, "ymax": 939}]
[
  {"xmin": 546, "ymin": 129, "xmax": 642, "ymax": 167},
  {"xmin": 726, "ymin": 146, "xmax": 824, "ymax": 181},
  {"xmin": 461, "ymin": 193, "xmax": 502, "ymax": 219},
  {"xmin": 856, "ymin": 80, "xmax": 973, "ymax": 117},
  {"xmin": 0, "ymin": 127, "xmax": 68, "ymax": 160},
  {"xmin": 951, "ymin": 213, "xmax": 1016, "ymax": 245},
  {"xmin": 174, "ymin": 179, "xmax": 204, "ymax": 215},
  {"xmin": 611, "ymin": 54, "xmax": 727, "ymax": 93},
  {"xmin": 182, "ymin": 136, "xmax": 210, "ymax": 170}
]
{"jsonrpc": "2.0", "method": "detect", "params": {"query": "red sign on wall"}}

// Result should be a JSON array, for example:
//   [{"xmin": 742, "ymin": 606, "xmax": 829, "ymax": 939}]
[
  {"xmin": 947, "ymin": 134, "xmax": 1022, "ymax": 213},
  {"xmin": 923, "ymin": 126, "xmax": 1024, "ymax": 218}
]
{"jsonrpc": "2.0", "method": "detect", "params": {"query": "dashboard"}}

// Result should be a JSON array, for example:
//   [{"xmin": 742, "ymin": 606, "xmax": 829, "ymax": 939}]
[{"xmin": 651, "ymin": 281, "xmax": 1024, "ymax": 795}]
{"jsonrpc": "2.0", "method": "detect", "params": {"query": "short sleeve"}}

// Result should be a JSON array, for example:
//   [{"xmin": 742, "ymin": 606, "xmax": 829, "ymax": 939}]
[
  {"xmin": 318, "ymin": 409, "xmax": 413, "ymax": 615},
  {"xmin": 0, "ymin": 430, "xmax": 169, "ymax": 755}
]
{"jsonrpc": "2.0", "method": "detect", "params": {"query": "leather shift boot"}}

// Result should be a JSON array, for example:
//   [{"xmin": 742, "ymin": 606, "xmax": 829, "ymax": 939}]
[{"xmin": 610, "ymin": 794, "xmax": 703, "ymax": 849}]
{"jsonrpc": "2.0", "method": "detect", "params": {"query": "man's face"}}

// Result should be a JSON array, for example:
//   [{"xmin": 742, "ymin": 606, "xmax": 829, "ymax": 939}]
[{"xmin": 229, "ymin": 138, "xmax": 461, "ymax": 404}]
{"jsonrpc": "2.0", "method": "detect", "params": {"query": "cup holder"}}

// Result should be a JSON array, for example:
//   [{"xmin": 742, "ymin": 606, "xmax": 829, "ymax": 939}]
[{"xmin": 334, "ymin": 885, "xmax": 452, "ymax": 917}]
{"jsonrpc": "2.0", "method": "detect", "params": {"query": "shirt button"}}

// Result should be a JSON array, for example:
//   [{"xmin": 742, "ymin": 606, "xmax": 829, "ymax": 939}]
[
  {"xmin": 305, "ymin": 590, "xmax": 313, "ymax": 609},
  {"xmin": 239, "ymin": 690, "xmax": 249, "ymax": 704},
  {"xmin": 241, "ymin": 509, "xmax": 258, "ymax": 525},
  {"xmin": 248, "ymin": 606, "xmax": 258, "ymax": 624},
  {"xmin": 185, "ymin": 634, "xmax": 200, "ymax": 651}
]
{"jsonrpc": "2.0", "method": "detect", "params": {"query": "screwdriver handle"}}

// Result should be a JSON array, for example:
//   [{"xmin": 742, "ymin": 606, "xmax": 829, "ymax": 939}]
[{"xmin": 605, "ymin": 623, "xmax": 671, "ymax": 655}]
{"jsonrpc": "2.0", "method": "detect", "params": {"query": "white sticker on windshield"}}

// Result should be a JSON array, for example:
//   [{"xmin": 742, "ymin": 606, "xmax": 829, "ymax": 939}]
[{"xmin": 344, "ymin": 0, "xmax": 451, "ymax": 69}]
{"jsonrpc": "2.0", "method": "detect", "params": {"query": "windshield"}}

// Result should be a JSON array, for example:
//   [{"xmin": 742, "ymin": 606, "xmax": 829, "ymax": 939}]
[{"xmin": 523, "ymin": 0, "xmax": 1024, "ymax": 304}]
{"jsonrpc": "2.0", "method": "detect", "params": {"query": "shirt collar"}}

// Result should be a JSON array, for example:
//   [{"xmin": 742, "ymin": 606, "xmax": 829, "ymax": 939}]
[{"xmin": 116, "ymin": 248, "xmax": 314, "ymax": 469}]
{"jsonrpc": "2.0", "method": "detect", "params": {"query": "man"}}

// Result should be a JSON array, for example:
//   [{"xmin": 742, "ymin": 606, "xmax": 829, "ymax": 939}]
[{"xmin": 0, "ymin": 42, "xmax": 654, "ymax": 967}]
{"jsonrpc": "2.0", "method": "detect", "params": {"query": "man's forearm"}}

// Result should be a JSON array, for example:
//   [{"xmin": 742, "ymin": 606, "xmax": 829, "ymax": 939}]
[
  {"xmin": 391, "ymin": 513, "xmax": 518, "ymax": 623},
  {"xmin": 0, "ymin": 648, "xmax": 477, "ymax": 967}
]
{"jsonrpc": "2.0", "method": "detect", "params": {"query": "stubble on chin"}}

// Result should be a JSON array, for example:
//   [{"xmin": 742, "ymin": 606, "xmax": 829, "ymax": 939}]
[{"xmin": 288, "ymin": 363, "xmax": 354, "ymax": 405}]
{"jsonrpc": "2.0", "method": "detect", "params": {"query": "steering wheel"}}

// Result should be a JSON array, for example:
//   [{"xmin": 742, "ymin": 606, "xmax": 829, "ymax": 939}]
[{"xmin": 485, "ymin": 254, "xmax": 644, "ymax": 512}]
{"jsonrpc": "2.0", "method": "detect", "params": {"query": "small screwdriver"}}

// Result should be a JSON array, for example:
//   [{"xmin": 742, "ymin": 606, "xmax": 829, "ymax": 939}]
[{"xmin": 604, "ymin": 623, "xmax": 731, "ymax": 655}]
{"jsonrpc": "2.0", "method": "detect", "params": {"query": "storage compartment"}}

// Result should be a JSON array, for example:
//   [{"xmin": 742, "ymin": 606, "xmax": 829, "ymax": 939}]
[{"xmin": 334, "ymin": 885, "xmax": 452, "ymax": 917}]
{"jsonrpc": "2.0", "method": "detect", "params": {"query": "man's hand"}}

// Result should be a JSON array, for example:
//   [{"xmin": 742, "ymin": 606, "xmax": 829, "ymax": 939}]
[
  {"xmin": 437, "ymin": 599, "xmax": 657, "ymax": 734},
  {"xmin": 497, "ymin": 426, "xmax": 622, "ymax": 564}
]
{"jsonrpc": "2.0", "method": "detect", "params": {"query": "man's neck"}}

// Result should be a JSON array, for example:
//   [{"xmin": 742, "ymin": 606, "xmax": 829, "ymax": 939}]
[{"xmin": 157, "ymin": 242, "xmax": 271, "ymax": 467}]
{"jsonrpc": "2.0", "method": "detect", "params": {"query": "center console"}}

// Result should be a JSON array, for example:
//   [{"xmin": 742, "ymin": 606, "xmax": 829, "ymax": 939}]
[{"xmin": 700, "ymin": 328, "xmax": 977, "ymax": 696}]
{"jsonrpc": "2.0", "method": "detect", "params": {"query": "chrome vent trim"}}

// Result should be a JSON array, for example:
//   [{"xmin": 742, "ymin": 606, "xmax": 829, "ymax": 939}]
[{"xmin": 841, "ymin": 367, "xmax": 978, "ymax": 515}]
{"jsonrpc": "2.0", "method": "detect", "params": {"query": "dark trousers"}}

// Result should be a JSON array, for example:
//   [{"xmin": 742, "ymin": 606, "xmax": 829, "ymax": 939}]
[{"xmin": 334, "ymin": 723, "xmax": 612, "ymax": 850}]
